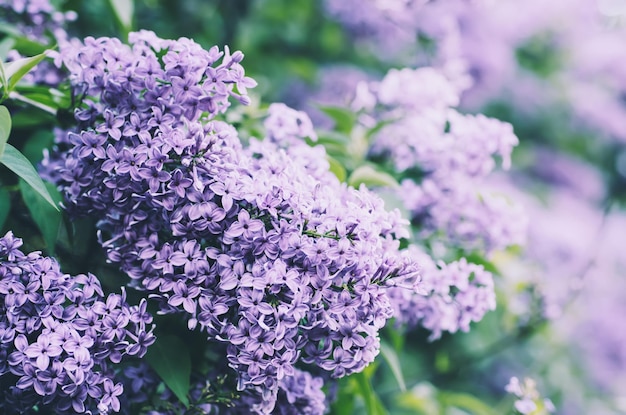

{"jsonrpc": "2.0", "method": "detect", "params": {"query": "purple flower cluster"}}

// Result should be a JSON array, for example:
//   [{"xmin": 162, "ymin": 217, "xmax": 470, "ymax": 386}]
[
  {"xmin": 389, "ymin": 246, "xmax": 495, "ymax": 340},
  {"xmin": 322, "ymin": 0, "xmax": 429, "ymax": 60},
  {"xmin": 45, "ymin": 32, "xmax": 420, "ymax": 413},
  {"xmin": 271, "ymin": 369, "xmax": 326, "ymax": 415},
  {"xmin": 366, "ymin": 67, "xmax": 526, "ymax": 253},
  {"xmin": 0, "ymin": 232, "xmax": 154, "ymax": 414},
  {"xmin": 119, "ymin": 362, "xmax": 325, "ymax": 415},
  {"xmin": 0, "ymin": 0, "xmax": 75, "ymax": 87},
  {"xmin": 0, "ymin": 0, "xmax": 76, "ymax": 43}
]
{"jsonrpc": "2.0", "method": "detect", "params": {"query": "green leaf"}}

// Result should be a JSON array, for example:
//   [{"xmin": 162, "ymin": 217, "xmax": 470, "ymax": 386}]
[
  {"xmin": 348, "ymin": 165, "xmax": 399, "ymax": 189},
  {"xmin": 20, "ymin": 179, "xmax": 62, "ymax": 253},
  {"xmin": 0, "ymin": 144, "xmax": 59, "ymax": 210},
  {"xmin": 0, "ymin": 105, "xmax": 10, "ymax": 157},
  {"xmin": 0, "ymin": 38, "xmax": 16, "ymax": 61},
  {"xmin": 327, "ymin": 155, "xmax": 347, "ymax": 182},
  {"xmin": 0, "ymin": 61, "xmax": 7, "ymax": 97},
  {"xmin": 366, "ymin": 119, "xmax": 395, "ymax": 140},
  {"xmin": 354, "ymin": 371, "xmax": 389, "ymax": 415},
  {"xmin": 438, "ymin": 391, "xmax": 499, "ymax": 415},
  {"xmin": 331, "ymin": 378, "xmax": 357, "ymax": 415},
  {"xmin": 22, "ymin": 130, "xmax": 54, "ymax": 164},
  {"xmin": 380, "ymin": 340, "xmax": 407, "ymax": 392},
  {"xmin": 3, "ymin": 51, "xmax": 49, "ymax": 91},
  {"xmin": 10, "ymin": 108, "xmax": 55, "ymax": 128},
  {"xmin": 145, "ymin": 334, "xmax": 191, "ymax": 408},
  {"xmin": 108, "ymin": 0, "xmax": 135, "ymax": 38},
  {"xmin": 0, "ymin": 24, "xmax": 23, "ymax": 40},
  {"xmin": 0, "ymin": 187, "xmax": 10, "ymax": 230},
  {"xmin": 318, "ymin": 105, "xmax": 357, "ymax": 134},
  {"xmin": 464, "ymin": 253, "xmax": 501, "ymax": 276},
  {"xmin": 395, "ymin": 391, "xmax": 439, "ymax": 415},
  {"xmin": 316, "ymin": 130, "xmax": 350, "ymax": 145}
]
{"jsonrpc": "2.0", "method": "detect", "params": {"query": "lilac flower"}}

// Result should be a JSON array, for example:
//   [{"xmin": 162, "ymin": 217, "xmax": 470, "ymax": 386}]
[
  {"xmin": 389, "ymin": 246, "xmax": 496, "ymax": 340},
  {"xmin": 42, "ymin": 31, "xmax": 421, "ymax": 414},
  {"xmin": 363, "ymin": 66, "xmax": 526, "ymax": 253},
  {"xmin": 0, "ymin": 232, "xmax": 155, "ymax": 414},
  {"xmin": 0, "ymin": 0, "xmax": 75, "ymax": 87}
]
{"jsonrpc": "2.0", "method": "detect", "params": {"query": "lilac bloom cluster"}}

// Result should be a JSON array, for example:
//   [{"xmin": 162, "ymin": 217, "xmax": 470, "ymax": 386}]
[
  {"xmin": 411, "ymin": 0, "xmax": 626, "ymax": 143},
  {"xmin": 0, "ymin": 232, "xmax": 154, "ymax": 414},
  {"xmin": 0, "ymin": 0, "xmax": 75, "ymax": 87},
  {"xmin": 271, "ymin": 369, "xmax": 326, "ymax": 415},
  {"xmin": 0, "ymin": 0, "xmax": 76, "ymax": 43},
  {"xmin": 322, "ymin": 0, "xmax": 472, "ymax": 86},
  {"xmin": 389, "ymin": 246, "xmax": 495, "ymax": 340},
  {"xmin": 365, "ymin": 66, "xmax": 526, "ymax": 253},
  {"xmin": 222, "ymin": 367, "xmax": 326, "ymax": 415},
  {"xmin": 45, "ymin": 32, "xmax": 420, "ymax": 413},
  {"xmin": 323, "ymin": 0, "xmax": 424, "ymax": 44},
  {"xmin": 120, "ymin": 362, "xmax": 325, "ymax": 415}
]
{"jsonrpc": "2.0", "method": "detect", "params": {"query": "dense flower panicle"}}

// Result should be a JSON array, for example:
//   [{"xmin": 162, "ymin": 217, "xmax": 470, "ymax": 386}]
[
  {"xmin": 119, "ymin": 363, "xmax": 325, "ymax": 415},
  {"xmin": 399, "ymin": 178, "xmax": 527, "ymax": 253},
  {"xmin": 45, "ymin": 32, "xmax": 420, "ymax": 413},
  {"xmin": 376, "ymin": 67, "xmax": 460, "ymax": 113},
  {"xmin": 270, "ymin": 369, "xmax": 326, "ymax": 415},
  {"xmin": 365, "ymin": 67, "xmax": 526, "ymax": 253},
  {"xmin": 322, "ymin": 0, "xmax": 438, "ymax": 62},
  {"xmin": 0, "ymin": 0, "xmax": 74, "ymax": 87},
  {"xmin": 389, "ymin": 246, "xmax": 496, "ymax": 340},
  {"xmin": 0, "ymin": 232, "xmax": 155, "ymax": 414},
  {"xmin": 0, "ymin": 0, "xmax": 76, "ymax": 43},
  {"xmin": 416, "ymin": 0, "xmax": 626, "ymax": 142}
]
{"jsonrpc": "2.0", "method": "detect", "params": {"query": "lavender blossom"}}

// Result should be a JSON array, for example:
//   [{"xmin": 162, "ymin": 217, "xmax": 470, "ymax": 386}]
[
  {"xmin": 0, "ymin": 232, "xmax": 155, "ymax": 414},
  {"xmin": 365, "ymin": 66, "xmax": 526, "ymax": 253},
  {"xmin": 389, "ymin": 246, "xmax": 496, "ymax": 340},
  {"xmin": 44, "ymin": 32, "xmax": 420, "ymax": 414},
  {"xmin": 0, "ymin": 0, "xmax": 75, "ymax": 87}
]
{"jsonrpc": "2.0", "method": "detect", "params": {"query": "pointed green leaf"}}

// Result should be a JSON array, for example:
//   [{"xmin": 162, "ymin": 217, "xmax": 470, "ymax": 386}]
[
  {"xmin": 331, "ymin": 379, "xmax": 357, "ymax": 415},
  {"xmin": 327, "ymin": 155, "xmax": 347, "ymax": 182},
  {"xmin": 10, "ymin": 107, "xmax": 55, "ymax": 128},
  {"xmin": 0, "ymin": 24, "xmax": 26, "ymax": 39},
  {"xmin": 317, "ymin": 105, "xmax": 357, "ymax": 134},
  {"xmin": 19, "ymin": 179, "xmax": 62, "ymax": 253},
  {"xmin": 348, "ymin": 165, "xmax": 399, "ymax": 189},
  {"xmin": 3, "ymin": 51, "xmax": 49, "ymax": 91},
  {"xmin": 394, "ymin": 390, "xmax": 440, "ymax": 415},
  {"xmin": 0, "ymin": 105, "xmax": 10, "ymax": 157},
  {"xmin": 22, "ymin": 130, "xmax": 54, "ymax": 164},
  {"xmin": 0, "ymin": 24, "xmax": 48, "ymax": 56},
  {"xmin": 0, "ymin": 187, "xmax": 10, "ymax": 230},
  {"xmin": 0, "ymin": 38, "xmax": 16, "ymax": 61},
  {"xmin": 145, "ymin": 335, "xmax": 191, "ymax": 408},
  {"xmin": 108, "ymin": 0, "xmax": 135, "ymax": 37},
  {"xmin": 464, "ymin": 253, "xmax": 501, "ymax": 276},
  {"xmin": 380, "ymin": 340, "xmax": 407, "ymax": 392},
  {"xmin": 354, "ymin": 371, "xmax": 389, "ymax": 415},
  {"xmin": 438, "ymin": 391, "xmax": 499, "ymax": 415},
  {"xmin": 0, "ymin": 61, "xmax": 7, "ymax": 97},
  {"xmin": 0, "ymin": 144, "xmax": 59, "ymax": 210}
]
